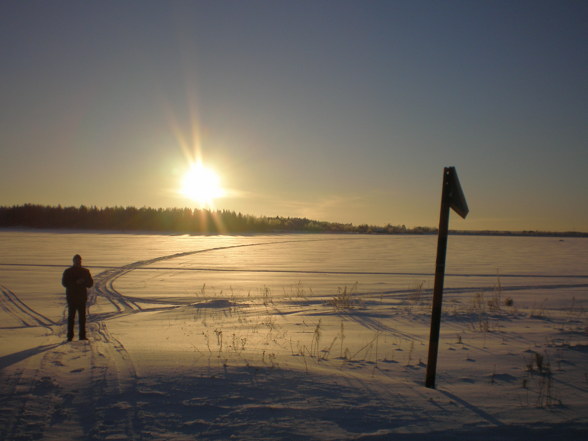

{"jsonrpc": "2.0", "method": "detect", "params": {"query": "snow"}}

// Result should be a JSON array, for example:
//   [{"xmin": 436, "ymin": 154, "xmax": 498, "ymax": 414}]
[{"xmin": 1, "ymin": 231, "xmax": 587, "ymax": 440}]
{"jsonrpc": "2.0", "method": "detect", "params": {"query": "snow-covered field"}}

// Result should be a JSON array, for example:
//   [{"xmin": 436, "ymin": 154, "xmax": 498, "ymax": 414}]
[{"xmin": 1, "ymin": 230, "xmax": 587, "ymax": 440}]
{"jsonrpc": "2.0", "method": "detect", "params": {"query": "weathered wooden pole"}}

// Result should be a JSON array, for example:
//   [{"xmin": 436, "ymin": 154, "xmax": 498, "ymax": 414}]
[{"xmin": 425, "ymin": 167, "xmax": 468, "ymax": 389}]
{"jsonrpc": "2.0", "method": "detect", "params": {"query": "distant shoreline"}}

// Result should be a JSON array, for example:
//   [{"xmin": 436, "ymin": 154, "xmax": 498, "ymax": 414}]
[
  {"xmin": 447, "ymin": 230, "xmax": 588, "ymax": 238},
  {"xmin": 1, "ymin": 226, "xmax": 586, "ymax": 239},
  {"xmin": 1, "ymin": 204, "xmax": 586, "ymax": 238}
]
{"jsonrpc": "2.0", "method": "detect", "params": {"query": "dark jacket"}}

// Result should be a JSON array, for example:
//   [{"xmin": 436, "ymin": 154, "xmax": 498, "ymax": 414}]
[{"xmin": 62, "ymin": 266, "xmax": 93, "ymax": 301}]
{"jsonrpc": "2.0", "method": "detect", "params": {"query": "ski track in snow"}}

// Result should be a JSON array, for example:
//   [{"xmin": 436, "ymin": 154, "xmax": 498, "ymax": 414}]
[
  {"xmin": 0, "ymin": 285, "xmax": 56, "ymax": 329},
  {"xmin": 88, "ymin": 238, "xmax": 587, "ymax": 354},
  {"xmin": 0, "ymin": 290, "xmax": 140, "ymax": 440},
  {"xmin": 89, "ymin": 238, "xmax": 337, "ymax": 312},
  {"xmin": 0, "ymin": 329, "xmax": 140, "ymax": 440}
]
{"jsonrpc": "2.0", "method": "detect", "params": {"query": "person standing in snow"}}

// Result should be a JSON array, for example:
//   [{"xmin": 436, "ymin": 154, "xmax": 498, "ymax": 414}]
[{"xmin": 62, "ymin": 254, "xmax": 93, "ymax": 341}]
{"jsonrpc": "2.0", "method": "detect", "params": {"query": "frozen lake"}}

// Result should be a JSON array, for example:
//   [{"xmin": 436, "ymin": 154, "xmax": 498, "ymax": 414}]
[
  {"xmin": 1, "ymin": 230, "xmax": 587, "ymax": 319},
  {"xmin": 1, "ymin": 230, "xmax": 587, "ymax": 440}
]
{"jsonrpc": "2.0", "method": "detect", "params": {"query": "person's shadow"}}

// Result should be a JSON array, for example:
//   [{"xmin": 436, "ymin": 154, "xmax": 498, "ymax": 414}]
[{"xmin": 0, "ymin": 343, "xmax": 61, "ymax": 370}]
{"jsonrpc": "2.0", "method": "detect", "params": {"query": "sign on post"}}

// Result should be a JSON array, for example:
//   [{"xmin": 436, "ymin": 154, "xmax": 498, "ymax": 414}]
[{"xmin": 425, "ymin": 167, "xmax": 468, "ymax": 389}]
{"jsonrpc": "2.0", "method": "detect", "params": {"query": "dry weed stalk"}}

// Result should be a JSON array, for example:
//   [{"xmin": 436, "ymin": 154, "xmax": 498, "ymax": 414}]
[
  {"xmin": 339, "ymin": 321, "xmax": 346, "ymax": 359},
  {"xmin": 522, "ymin": 349, "xmax": 562, "ymax": 408},
  {"xmin": 329, "ymin": 282, "xmax": 360, "ymax": 310},
  {"xmin": 310, "ymin": 320, "xmax": 322, "ymax": 359},
  {"xmin": 408, "ymin": 280, "xmax": 428, "ymax": 312}
]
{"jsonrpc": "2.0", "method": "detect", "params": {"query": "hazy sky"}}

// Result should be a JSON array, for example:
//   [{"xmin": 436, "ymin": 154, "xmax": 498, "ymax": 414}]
[{"xmin": 1, "ymin": 1, "xmax": 587, "ymax": 231}]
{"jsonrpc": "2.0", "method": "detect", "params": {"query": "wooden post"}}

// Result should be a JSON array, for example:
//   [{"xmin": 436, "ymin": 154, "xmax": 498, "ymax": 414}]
[{"xmin": 425, "ymin": 167, "xmax": 453, "ymax": 389}]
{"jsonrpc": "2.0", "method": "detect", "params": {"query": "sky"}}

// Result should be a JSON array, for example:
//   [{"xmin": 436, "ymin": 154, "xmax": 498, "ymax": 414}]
[{"xmin": 1, "ymin": 0, "xmax": 587, "ymax": 232}]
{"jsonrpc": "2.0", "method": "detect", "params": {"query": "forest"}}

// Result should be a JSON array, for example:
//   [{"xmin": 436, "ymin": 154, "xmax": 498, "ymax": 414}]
[
  {"xmin": 0, "ymin": 204, "xmax": 431, "ymax": 235},
  {"xmin": 1, "ymin": 204, "xmax": 585, "ymax": 237}
]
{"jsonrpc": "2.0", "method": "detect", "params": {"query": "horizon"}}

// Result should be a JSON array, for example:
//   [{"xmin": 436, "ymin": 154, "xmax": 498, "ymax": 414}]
[{"xmin": 1, "ymin": 1, "xmax": 587, "ymax": 232}]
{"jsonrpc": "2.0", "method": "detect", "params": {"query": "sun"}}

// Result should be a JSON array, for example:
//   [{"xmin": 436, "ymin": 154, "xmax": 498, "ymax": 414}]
[{"xmin": 181, "ymin": 162, "xmax": 225, "ymax": 206}]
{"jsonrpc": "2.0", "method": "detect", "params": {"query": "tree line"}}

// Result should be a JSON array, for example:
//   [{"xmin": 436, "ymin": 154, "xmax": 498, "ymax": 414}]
[
  {"xmin": 3, "ymin": 204, "xmax": 584, "ymax": 236},
  {"xmin": 0, "ymin": 204, "xmax": 434, "ymax": 235}
]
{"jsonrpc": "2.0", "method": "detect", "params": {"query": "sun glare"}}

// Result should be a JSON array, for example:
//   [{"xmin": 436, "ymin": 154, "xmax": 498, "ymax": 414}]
[{"xmin": 181, "ymin": 162, "xmax": 225, "ymax": 206}]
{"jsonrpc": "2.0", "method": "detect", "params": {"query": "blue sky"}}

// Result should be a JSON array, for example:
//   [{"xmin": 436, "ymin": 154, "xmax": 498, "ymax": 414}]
[{"xmin": 1, "ymin": 1, "xmax": 586, "ymax": 231}]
